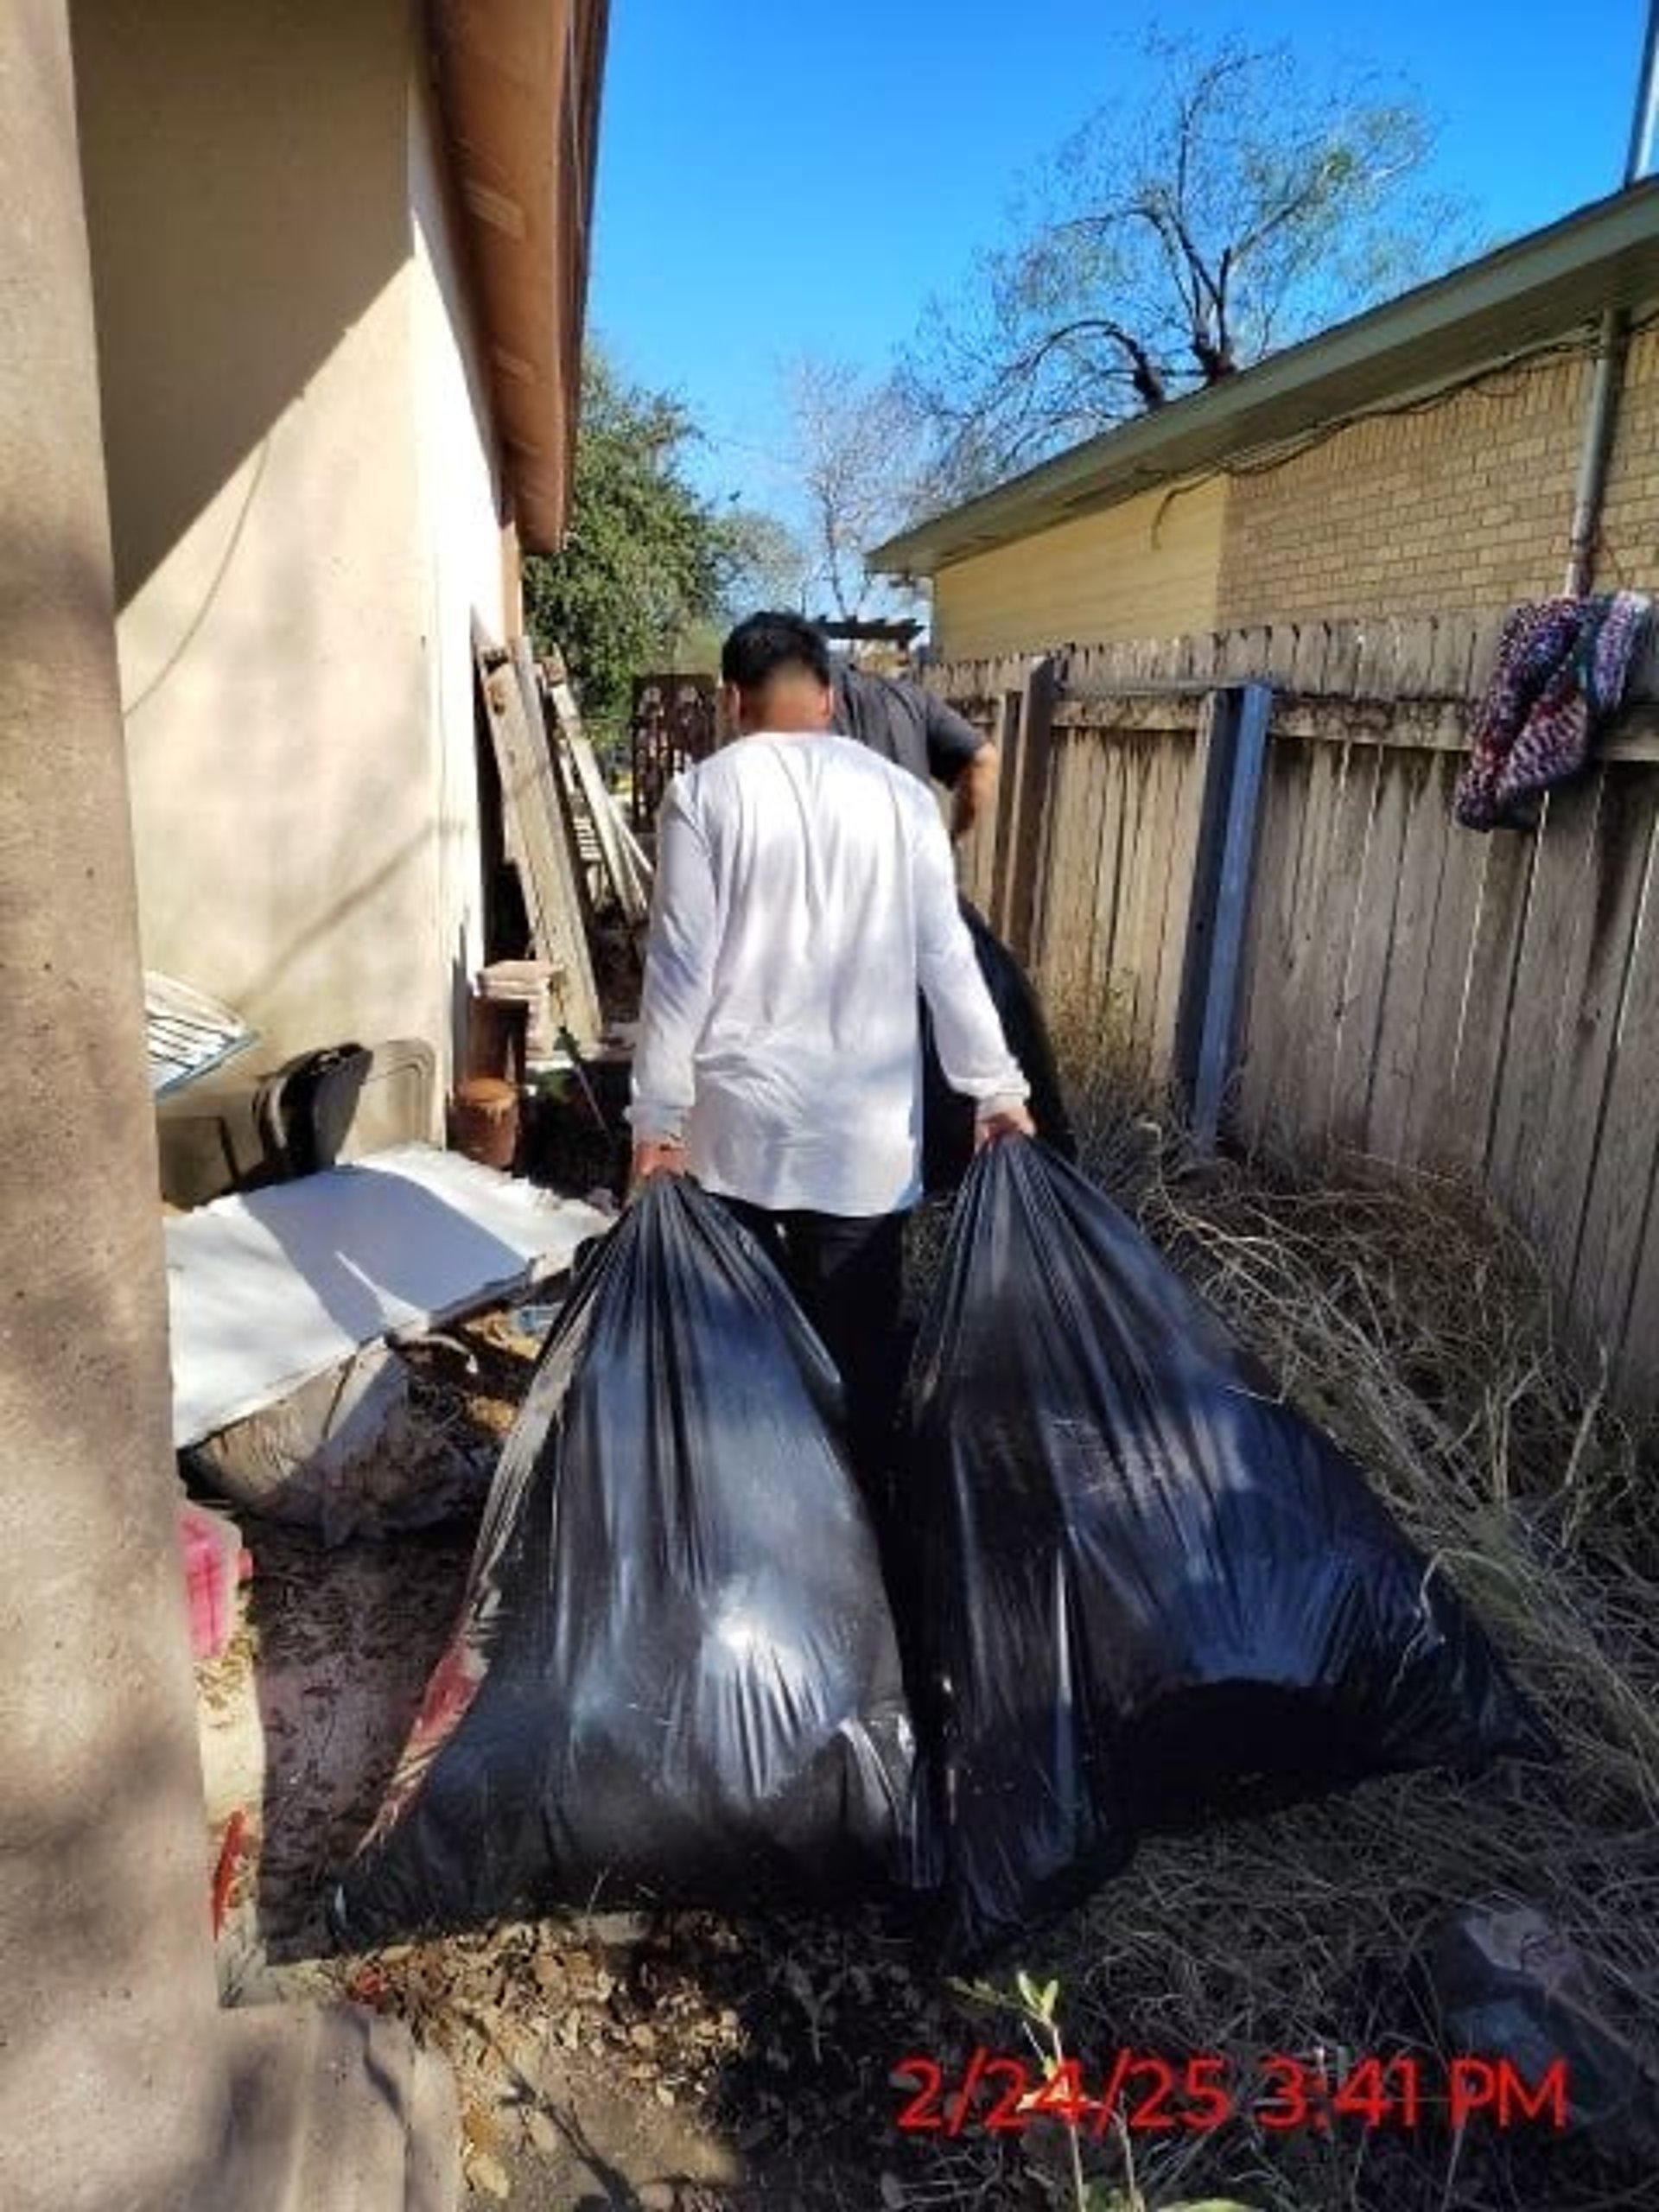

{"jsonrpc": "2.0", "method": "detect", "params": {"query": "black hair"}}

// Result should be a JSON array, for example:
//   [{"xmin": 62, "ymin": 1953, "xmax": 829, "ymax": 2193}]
[{"xmin": 720, "ymin": 611, "xmax": 831, "ymax": 691}]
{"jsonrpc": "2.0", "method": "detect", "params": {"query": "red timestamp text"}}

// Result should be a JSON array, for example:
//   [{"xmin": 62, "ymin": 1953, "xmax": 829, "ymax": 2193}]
[{"xmin": 892, "ymin": 2050, "xmax": 1571, "ymax": 2137}]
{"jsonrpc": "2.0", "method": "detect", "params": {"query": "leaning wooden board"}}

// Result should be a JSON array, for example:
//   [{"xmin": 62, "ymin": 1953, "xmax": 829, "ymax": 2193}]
[
  {"xmin": 543, "ymin": 650, "xmax": 648, "ymax": 926},
  {"xmin": 475, "ymin": 628, "xmax": 601, "ymax": 1045}
]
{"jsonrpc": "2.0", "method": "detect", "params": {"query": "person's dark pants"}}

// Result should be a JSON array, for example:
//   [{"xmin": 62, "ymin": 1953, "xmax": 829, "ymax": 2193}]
[{"xmin": 716, "ymin": 1196, "xmax": 906, "ymax": 1486}]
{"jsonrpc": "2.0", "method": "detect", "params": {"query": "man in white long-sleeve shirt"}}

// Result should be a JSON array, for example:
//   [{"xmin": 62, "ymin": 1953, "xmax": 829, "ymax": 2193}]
[{"xmin": 629, "ymin": 611, "xmax": 1033, "ymax": 1475}]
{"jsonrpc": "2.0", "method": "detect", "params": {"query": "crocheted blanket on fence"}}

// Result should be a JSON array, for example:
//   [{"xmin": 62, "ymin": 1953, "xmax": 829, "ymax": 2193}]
[{"xmin": 1453, "ymin": 590, "xmax": 1651, "ymax": 831}]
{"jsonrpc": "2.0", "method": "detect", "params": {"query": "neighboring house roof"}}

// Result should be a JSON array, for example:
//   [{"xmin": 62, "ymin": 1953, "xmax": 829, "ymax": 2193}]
[
  {"xmin": 869, "ymin": 179, "xmax": 1659, "ymax": 579},
  {"xmin": 429, "ymin": 0, "xmax": 608, "ymax": 553}
]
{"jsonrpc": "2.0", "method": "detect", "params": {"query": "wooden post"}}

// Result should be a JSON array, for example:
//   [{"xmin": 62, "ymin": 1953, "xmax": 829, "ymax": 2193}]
[
  {"xmin": 1191, "ymin": 682, "xmax": 1274, "ymax": 1153},
  {"xmin": 998, "ymin": 654, "xmax": 1059, "ymax": 963},
  {"xmin": 1172, "ymin": 690, "xmax": 1236, "ymax": 1094},
  {"xmin": 986, "ymin": 686, "xmax": 1024, "ymax": 935}
]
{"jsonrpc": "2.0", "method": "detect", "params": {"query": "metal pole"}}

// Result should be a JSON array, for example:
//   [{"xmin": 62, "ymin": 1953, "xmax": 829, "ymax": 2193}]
[
  {"xmin": 1624, "ymin": 0, "xmax": 1659, "ymax": 184},
  {"xmin": 1564, "ymin": 0, "xmax": 1659, "ymax": 591}
]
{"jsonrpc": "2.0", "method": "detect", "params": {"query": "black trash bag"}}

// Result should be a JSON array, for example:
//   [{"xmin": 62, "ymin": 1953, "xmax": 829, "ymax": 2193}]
[
  {"xmin": 903, "ymin": 1139, "xmax": 1556, "ymax": 1961},
  {"xmin": 330, "ymin": 1175, "xmax": 916, "ymax": 1945},
  {"xmin": 921, "ymin": 899, "xmax": 1075, "ymax": 1193}
]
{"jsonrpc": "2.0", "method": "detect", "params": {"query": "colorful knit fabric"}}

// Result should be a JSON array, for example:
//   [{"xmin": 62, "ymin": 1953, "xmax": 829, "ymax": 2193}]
[{"xmin": 1453, "ymin": 590, "xmax": 1652, "ymax": 831}]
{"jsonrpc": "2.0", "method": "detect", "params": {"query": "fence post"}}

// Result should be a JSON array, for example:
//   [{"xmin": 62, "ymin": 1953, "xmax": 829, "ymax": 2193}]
[
  {"xmin": 997, "ymin": 654, "xmax": 1059, "ymax": 964},
  {"xmin": 1188, "ymin": 681, "xmax": 1273, "ymax": 1153},
  {"xmin": 969, "ymin": 685, "xmax": 1017, "ymax": 918},
  {"xmin": 1171, "ymin": 691, "xmax": 1230, "ymax": 1092},
  {"xmin": 986, "ymin": 687, "xmax": 1022, "ymax": 938}
]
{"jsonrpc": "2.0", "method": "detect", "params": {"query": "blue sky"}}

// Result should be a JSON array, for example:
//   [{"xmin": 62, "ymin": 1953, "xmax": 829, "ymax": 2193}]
[{"xmin": 587, "ymin": 1, "xmax": 1653, "ymax": 525}]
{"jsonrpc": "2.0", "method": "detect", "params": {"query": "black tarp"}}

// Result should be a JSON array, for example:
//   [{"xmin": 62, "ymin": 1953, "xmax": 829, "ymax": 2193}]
[
  {"xmin": 331, "ymin": 1175, "xmax": 916, "ymax": 1945},
  {"xmin": 902, "ymin": 1139, "xmax": 1556, "ymax": 1961}
]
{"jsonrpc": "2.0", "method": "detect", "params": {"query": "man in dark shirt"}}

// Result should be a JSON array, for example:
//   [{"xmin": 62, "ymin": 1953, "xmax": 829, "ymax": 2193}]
[
  {"xmin": 831, "ymin": 659, "xmax": 999, "ymax": 842},
  {"xmin": 830, "ymin": 650, "xmax": 1076, "ymax": 1187}
]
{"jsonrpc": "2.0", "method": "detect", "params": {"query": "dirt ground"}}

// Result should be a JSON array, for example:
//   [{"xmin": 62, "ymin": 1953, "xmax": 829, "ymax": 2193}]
[{"xmin": 189, "ymin": 1217, "xmax": 1658, "ymax": 2212}]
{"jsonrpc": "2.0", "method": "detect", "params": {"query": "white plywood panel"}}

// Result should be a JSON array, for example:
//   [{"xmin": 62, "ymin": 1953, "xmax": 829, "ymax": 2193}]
[{"xmin": 167, "ymin": 1144, "xmax": 613, "ymax": 1445}]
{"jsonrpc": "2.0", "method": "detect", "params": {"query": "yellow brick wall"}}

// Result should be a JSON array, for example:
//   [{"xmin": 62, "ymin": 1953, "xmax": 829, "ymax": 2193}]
[
  {"xmin": 1597, "ymin": 325, "xmax": 1659, "ymax": 588},
  {"xmin": 931, "ymin": 475, "xmax": 1225, "ymax": 659},
  {"xmin": 1216, "ymin": 333, "xmax": 1659, "ymax": 625}
]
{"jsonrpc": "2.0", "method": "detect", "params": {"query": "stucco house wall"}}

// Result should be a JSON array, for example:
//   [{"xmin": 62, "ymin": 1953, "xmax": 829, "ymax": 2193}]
[
  {"xmin": 71, "ymin": 0, "xmax": 515, "ymax": 1092},
  {"xmin": 409, "ymin": 62, "xmax": 512, "ymax": 1068}
]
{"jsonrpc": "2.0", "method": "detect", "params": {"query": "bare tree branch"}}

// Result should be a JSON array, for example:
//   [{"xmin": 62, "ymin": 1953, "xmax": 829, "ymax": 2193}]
[{"xmin": 898, "ymin": 30, "xmax": 1472, "ymax": 495}]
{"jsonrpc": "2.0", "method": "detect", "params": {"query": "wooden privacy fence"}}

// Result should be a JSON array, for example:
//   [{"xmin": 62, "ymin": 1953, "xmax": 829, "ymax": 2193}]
[{"xmin": 930, "ymin": 615, "xmax": 1659, "ymax": 1411}]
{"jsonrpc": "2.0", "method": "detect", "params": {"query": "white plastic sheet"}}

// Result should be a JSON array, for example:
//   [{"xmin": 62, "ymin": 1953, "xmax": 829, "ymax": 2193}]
[{"xmin": 166, "ymin": 1144, "xmax": 612, "ymax": 1446}]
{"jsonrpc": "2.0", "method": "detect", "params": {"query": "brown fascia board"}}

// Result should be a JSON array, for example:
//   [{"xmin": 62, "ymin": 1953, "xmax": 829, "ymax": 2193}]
[
  {"xmin": 428, "ymin": 0, "xmax": 609, "ymax": 553},
  {"xmin": 870, "ymin": 178, "xmax": 1659, "ymax": 578}
]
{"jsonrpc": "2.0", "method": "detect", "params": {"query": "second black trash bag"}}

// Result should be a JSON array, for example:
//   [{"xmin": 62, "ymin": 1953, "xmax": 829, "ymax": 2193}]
[
  {"xmin": 921, "ymin": 899, "xmax": 1075, "ymax": 1192},
  {"xmin": 330, "ymin": 1175, "xmax": 916, "ymax": 1947},
  {"xmin": 903, "ymin": 1139, "xmax": 1555, "ymax": 1962}
]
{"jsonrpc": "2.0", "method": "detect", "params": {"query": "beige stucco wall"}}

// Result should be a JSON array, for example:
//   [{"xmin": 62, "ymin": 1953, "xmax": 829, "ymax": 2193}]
[
  {"xmin": 929, "ymin": 476, "xmax": 1226, "ymax": 659},
  {"xmin": 72, "ymin": 0, "xmax": 506, "ymax": 1101},
  {"xmin": 409, "ymin": 67, "xmax": 511, "ymax": 1063}
]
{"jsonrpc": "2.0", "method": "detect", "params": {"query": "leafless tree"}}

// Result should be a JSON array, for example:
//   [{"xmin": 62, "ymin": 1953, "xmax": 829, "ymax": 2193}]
[
  {"xmin": 900, "ymin": 32, "xmax": 1474, "ymax": 494},
  {"xmin": 785, "ymin": 359, "xmax": 937, "ymax": 619}
]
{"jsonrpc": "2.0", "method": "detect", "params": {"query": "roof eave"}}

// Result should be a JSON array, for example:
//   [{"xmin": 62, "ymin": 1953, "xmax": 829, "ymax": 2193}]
[
  {"xmin": 870, "ymin": 178, "xmax": 1659, "ymax": 578},
  {"xmin": 427, "ymin": 0, "xmax": 608, "ymax": 554}
]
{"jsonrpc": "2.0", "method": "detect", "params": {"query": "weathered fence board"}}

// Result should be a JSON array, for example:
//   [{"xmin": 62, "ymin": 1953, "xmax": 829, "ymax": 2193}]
[
  {"xmin": 1618, "ymin": 1155, "xmax": 1659, "ymax": 1405},
  {"xmin": 1440, "ymin": 833, "xmax": 1537, "ymax": 1178},
  {"xmin": 1294, "ymin": 743, "xmax": 1379, "ymax": 1151},
  {"xmin": 1540, "ymin": 774, "xmax": 1654, "ymax": 1313},
  {"xmin": 1087, "ymin": 742, "xmax": 1130, "ymax": 1025},
  {"xmin": 1329, "ymin": 745, "xmax": 1408, "ymax": 1153},
  {"xmin": 961, "ymin": 692, "xmax": 1007, "ymax": 913},
  {"xmin": 1567, "ymin": 792, "xmax": 1659, "ymax": 1380},
  {"xmin": 1239, "ymin": 734, "xmax": 1324, "ymax": 1152},
  {"xmin": 1150, "ymin": 718, "xmax": 1209, "ymax": 1081},
  {"xmin": 1116, "ymin": 737, "xmax": 1161, "ymax": 1058},
  {"xmin": 1503, "ymin": 780, "xmax": 1611, "ymax": 1249},
  {"xmin": 1033, "ymin": 734, "xmax": 1079, "ymax": 1001},
  {"xmin": 1368, "ymin": 751, "xmax": 1452, "ymax": 1166},
  {"xmin": 1401, "ymin": 753, "xmax": 1488, "ymax": 1166},
  {"xmin": 1139, "ymin": 730, "xmax": 1193, "ymax": 1072}
]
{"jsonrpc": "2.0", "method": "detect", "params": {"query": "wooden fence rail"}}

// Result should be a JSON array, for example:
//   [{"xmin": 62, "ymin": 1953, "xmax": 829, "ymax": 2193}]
[{"xmin": 927, "ymin": 612, "xmax": 1659, "ymax": 1412}]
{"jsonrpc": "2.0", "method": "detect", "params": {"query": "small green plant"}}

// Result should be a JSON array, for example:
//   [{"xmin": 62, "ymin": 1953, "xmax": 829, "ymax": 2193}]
[{"xmin": 957, "ymin": 1968, "xmax": 1261, "ymax": 2212}]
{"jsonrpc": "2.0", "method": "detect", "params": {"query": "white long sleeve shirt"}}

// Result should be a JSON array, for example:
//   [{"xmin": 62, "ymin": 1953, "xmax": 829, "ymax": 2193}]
[{"xmin": 628, "ymin": 732, "xmax": 1030, "ymax": 1216}]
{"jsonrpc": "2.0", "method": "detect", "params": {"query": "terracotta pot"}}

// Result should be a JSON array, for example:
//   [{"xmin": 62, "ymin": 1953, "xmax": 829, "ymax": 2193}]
[{"xmin": 451, "ymin": 1076, "xmax": 519, "ymax": 1171}]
